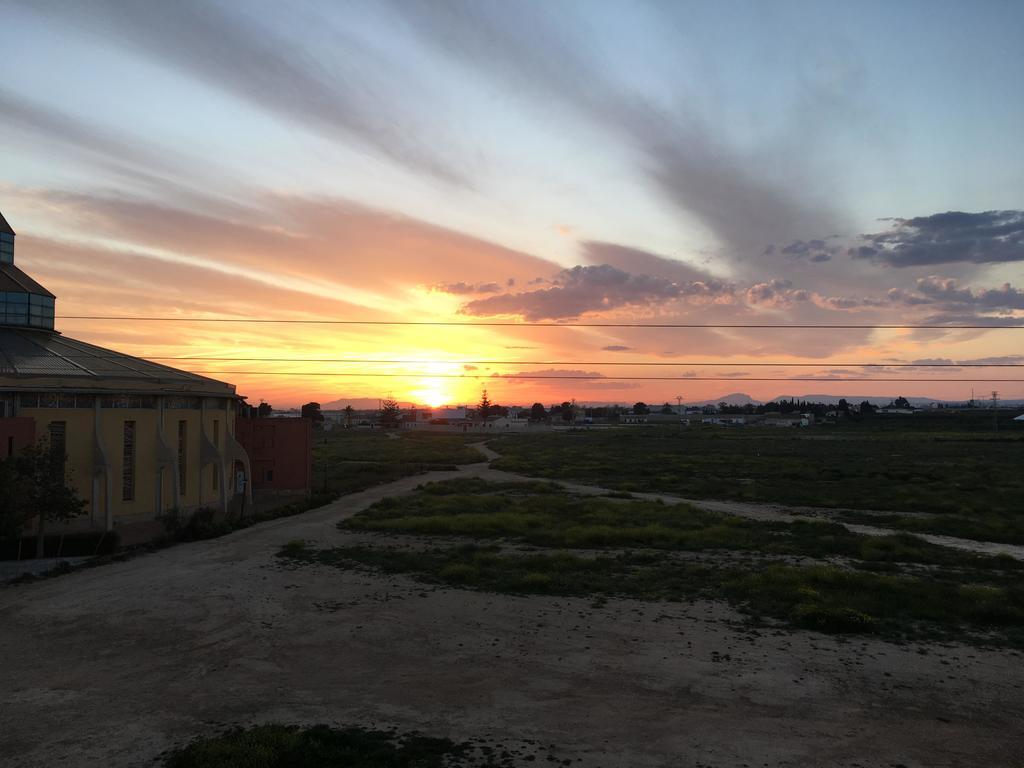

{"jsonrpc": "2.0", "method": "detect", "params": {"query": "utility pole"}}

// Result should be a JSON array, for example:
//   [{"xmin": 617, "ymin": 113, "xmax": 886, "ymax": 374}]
[{"xmin": 991, "ymin": 391, "xmax": 999, "ymax": 433}]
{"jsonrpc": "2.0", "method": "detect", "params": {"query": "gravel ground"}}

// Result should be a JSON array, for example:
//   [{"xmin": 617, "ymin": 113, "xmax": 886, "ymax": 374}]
[{"xmin": 2, "ymin": 460, "xmax": 1023, "ymax": 767}]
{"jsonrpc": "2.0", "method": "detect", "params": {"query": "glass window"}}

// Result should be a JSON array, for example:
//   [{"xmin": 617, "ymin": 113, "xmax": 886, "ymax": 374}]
[{"xmin": 122, "ymin": 421, "xmax": 136, "ymax": 501}]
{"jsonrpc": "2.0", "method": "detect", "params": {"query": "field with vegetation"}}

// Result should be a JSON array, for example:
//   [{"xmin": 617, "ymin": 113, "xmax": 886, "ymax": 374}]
[
  {"xmin": 487, "ymin": 416, "xmax": 1024, "ymax": 543},
  {"xmin": 312, "ymin": 430, "xmax": 485, "ymax": 496},
  {"xmin": 284, "ymin": 478, "xmax": 1024, "ymax": 647}
]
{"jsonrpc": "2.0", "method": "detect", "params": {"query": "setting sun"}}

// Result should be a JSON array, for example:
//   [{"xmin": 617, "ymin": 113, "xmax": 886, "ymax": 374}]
[{"xmin": 411, "ymin": 379, "xmax": 451, "ymax": 409}]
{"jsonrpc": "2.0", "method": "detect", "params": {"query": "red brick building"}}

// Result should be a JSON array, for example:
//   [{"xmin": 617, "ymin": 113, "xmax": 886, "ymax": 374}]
[
  {"xmin": 0, "ymin": 416, "xmax": 34, "ymax": 458},
  {"xmin": 234, "ymin": 417, "xmax": 312, "ymax": 493}
]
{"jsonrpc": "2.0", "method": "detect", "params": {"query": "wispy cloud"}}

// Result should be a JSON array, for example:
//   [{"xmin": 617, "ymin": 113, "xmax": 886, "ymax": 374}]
[
  {"xmin": 392, "ymin": 1, "xmax": 840, "ymax": 264},
  {"xmin": 462, "ymin": 264, "xmax": 733, "ymax": 321},
  {"xmin": 26, "ymin": 0, "xmax": 466, "ymax": 184}
]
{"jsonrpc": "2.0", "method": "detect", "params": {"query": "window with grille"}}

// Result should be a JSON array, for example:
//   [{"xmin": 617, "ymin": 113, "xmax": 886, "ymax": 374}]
[
  {"xmin": 178, "ymin": 420, "xmax": 187, "ymax": 495},
  {"xmin": 47, "ymin": 421, "xmax": 66, "ymax": 479},
  {"xmin": 122, "ymin": 421, "xmax": 136, "ymax": 501}
]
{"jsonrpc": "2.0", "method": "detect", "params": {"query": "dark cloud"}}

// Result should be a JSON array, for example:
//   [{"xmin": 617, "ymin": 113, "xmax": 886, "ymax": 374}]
[
  {"xmin": 853, "ymin": 211, "xmax": 1024, "ymax": 267},
  {"xmin": 886, "ymin": 288, "xmax": 934, "ymax": 306},
  {"xmin": 915, "ymin": 276, "xmax": 1024, "ymax": 309},
  {"xmin": 29, "ymin": 0, "xmax": 465, "ymax": 184},
  {"xmin": 780, "ymin": 239, "xmax": 837, "ymax": 262},
  {"xmin": 918, "ymin": 313, "xmax": 1024, "ymax": 327},
  {"xmin": 461, "ymin": 263, "xmax": 733, "ymax": 321},
  {"xmin": 581, "ymin": 241, "xmax": 714, "ymax": 283},
  {"xmin": 744, "ymin": 279, "xmax": 810, "ymax": 306},
  {"xmin": 602, "ymin": 345, "xmax": 632, "ymax": 352}
]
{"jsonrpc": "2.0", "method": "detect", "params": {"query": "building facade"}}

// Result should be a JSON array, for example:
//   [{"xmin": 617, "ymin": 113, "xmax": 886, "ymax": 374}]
[
  {"xmin": 234, "ymin": 417, "xmax": 312, "ymax": 493},
  {"xmin": 0, "ymin": 208, "xmax": 250, "ymax": 539}
]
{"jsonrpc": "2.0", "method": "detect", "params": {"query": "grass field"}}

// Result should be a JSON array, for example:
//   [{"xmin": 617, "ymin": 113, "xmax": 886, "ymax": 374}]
[
  {"xmin": 285, "ymin": 479, "xmax": 1024, "ymax": 646},
  {"xmin": 487, "ymin": 420, "xmax": 1024, "ymax": 540},
  {"xmin": 312, "ymin": 431, "xmax": 484, "ymax": 495},
  {"xmin": 282, "ymin": 540, "xmax": 1024, "ymax": 647},
  {"xmin": 342, "ymin": 478, "xmax": 1018, "ymax": 570}
]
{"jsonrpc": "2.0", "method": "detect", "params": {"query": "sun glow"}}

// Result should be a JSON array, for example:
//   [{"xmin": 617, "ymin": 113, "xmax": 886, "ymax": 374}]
[{"xmin": 410, "ymin": 378, "xmax": 451, "ymax": 408}]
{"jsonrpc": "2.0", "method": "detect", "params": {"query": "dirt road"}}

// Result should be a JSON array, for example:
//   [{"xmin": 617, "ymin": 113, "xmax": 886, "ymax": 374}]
[{"xmin": 2, "ymin": 456, "xmax": 1023, "ymax": 766}]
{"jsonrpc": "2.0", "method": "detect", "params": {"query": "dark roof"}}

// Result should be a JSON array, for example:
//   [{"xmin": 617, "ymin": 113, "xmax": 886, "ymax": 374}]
[
  {"xmin": 0, "ymin": 326, "xmax": 236, "ymax": 396},
  {"xmin": 0, "ymin": 209, "xmax": 14, "ymax": 236},
  {"xmin": 0, "ymin": 264, "xmax": 56, "ymax": 298}
]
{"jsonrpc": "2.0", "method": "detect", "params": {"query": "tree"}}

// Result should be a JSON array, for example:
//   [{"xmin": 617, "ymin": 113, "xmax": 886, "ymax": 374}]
[
  {"xmin": 0, "ymin": 441, "xmax": 87, "ymax": 558},
  {"xmin": 632, "ymin": 402, "xmax": 649, "ymax": 415},
  {"xmin": 892, "ymin": 396, "xmax": 912, "ymax": 409},
  {"xmin": 837, "ymin": 398, "xmax": 849, "ymax": 412},
  {"xmin": 660, "ymin": 402, "xmax": 673, "ymax": 414},
  {"xmin": 301, "ymin": 402, "xmax": 324, "ymax": 424},
  {"xmin": 478, "ymin": 389, "xmax": 492, "ymax": 421},
  {"xmin": 859, "ymin": 400, "xmax": 876, "ymax": 415},
  {"xmin": 256, "ymin": 400, "xmax": 273, "ymax": 418},
  {"xmin": 343, "ymin": 405, "xmax": 354, "ymax": 428},
  {"xmin": 560, "ymin": 401, "xmax": 575, "ymax": 423},
  {"xmin": 529, "ymin": 403, "xmax": 547, "ymax": 421},
  {"xmin": 379, "ymin": 396, "xmax": 401, "ymax": 428}
]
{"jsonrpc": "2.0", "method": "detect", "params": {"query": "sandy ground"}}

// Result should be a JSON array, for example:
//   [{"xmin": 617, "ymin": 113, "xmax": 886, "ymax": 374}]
[{"xmin": 2, "ymin": 455, "xmax": 1024, "ymax": 767}]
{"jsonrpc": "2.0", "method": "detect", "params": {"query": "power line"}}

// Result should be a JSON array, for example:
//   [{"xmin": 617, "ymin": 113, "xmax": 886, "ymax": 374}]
[
  {"xmin": 175, "ymin": 371, "xmax": 1024, "ymax": 382},
  {"xmin": 121, "ymin": 356, "xmax": 1024, "ymax": 367},
  {"xmin": 58, "ymin": 315, "xmax": 1024, "ymax": 330}
]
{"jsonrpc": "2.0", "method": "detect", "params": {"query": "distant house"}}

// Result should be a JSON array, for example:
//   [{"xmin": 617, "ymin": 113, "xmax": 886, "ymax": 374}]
[{"xmin": 619, "ymin": 414, "xmax": 648, "ymax": 425}]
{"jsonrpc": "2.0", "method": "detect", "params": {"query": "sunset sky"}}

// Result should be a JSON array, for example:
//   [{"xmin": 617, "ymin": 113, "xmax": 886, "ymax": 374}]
[{"xmin": 2, "ymin": 0, "xmax": 1022, "ymax": 408}]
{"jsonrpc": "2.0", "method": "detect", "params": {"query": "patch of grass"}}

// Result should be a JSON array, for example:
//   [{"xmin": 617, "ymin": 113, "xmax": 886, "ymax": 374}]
[
  {"xmin": 342, "ymin": 479, "xmax": 1019, "ymax": 571},
  {"xmin": 487, "ymin": 424, "xmax": 1024, "ymax": 523},
  {"xmin": 312, "ymin": 432, "xmax": 485, "ymax": 497},
  {"xmin": 280, "ymin": 543, "xmax": 1024, "ymax": 646},
  {"xmin": 165, "ymin": 723, "xmax": 512, "ymax": 768}
]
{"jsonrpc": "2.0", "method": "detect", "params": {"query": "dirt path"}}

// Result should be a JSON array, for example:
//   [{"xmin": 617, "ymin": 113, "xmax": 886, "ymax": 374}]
[{"xmin": 2, "ymin": 449, "xmax": 1023, "ymax": 767}]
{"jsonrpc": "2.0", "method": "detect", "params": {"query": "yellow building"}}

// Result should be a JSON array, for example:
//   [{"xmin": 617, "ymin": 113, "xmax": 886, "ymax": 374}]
[{"xmin": 0, "ymin": 208, "xmax": 250, "ymax": 540}]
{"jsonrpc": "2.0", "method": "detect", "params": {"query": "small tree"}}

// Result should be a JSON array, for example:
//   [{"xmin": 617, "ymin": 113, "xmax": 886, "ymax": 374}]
[
  {"xmin": 0, "ymin": 442, "xmax": 87, "ymax": 558},
  {"xmin": 660, "ymin": 402, "xmax": 673, "ymax": 414},
  {"xmin": 301, "ymin": 402, "xmax": 324, "ymax": 425},
  {"xmin": 380, "ymin": 396, "xmax": 401, "ymax": 428},
  {"xmin": 257, "ymin": 400, "xmax": 273, "ymax": 418},
  {"xmin": 529, "ymin": 402, "xmax": 547, "ymax": 422},
  {"xmin": 554, "ymin": 401, "xmax": 571, "ymax": 423},
  {"xmin": 633, "ymin": 402, "xmax": 649, "ymax": 415},
  {"xmin": 478, "ymin": 389, "xmax": 492, "ymax": 421},
  {"xmin": 343, "ymin": 405, "xmax": 354, "ymax": 428}
]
